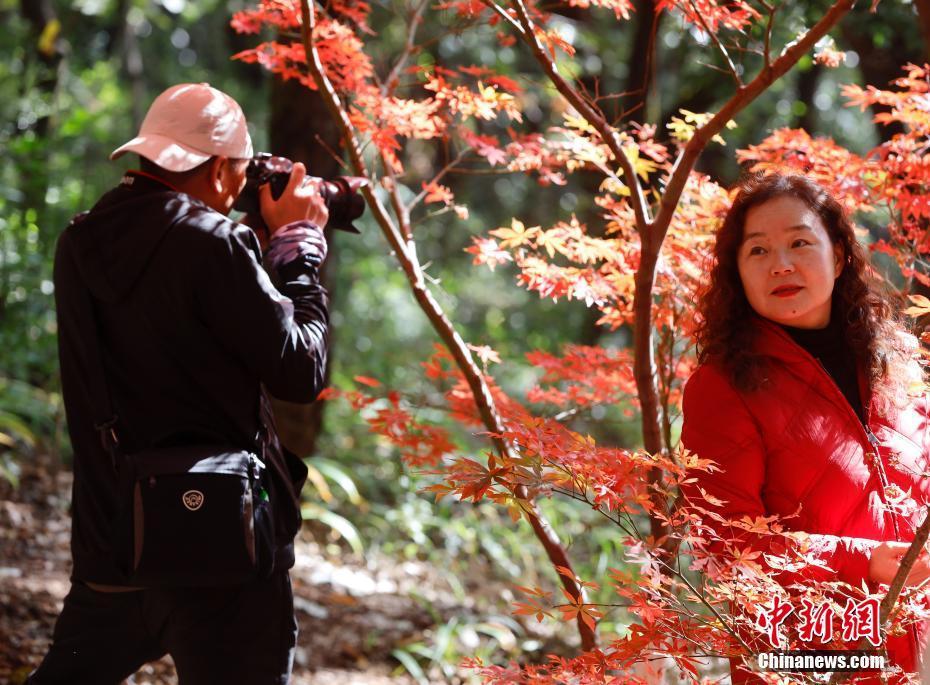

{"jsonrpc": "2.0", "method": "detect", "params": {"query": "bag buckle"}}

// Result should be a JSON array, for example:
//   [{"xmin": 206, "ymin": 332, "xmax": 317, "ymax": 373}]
[
  {"xmin": 94, "ymin": 416, "xmax": 120, "ymax": 468},
  {"xmin": 249, "ymin": 454, "xmax": 266, "ymax": 480}
]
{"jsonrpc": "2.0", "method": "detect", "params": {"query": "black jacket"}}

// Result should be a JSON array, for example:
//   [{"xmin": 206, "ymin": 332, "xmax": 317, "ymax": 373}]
[{"xmin": 54, "ymin": 171, "xmax": 329, "ymax": 584}]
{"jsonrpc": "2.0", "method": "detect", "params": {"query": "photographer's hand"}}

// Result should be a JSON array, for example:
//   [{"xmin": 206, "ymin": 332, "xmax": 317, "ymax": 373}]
[{"xmin": 259, "ymin": 161, "xmax": 330, "ymax": 232}]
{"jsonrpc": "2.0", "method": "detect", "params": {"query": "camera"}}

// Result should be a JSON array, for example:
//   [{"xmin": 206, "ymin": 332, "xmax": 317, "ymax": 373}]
[{"xmin": 233, "ymin": 152, "xmax": 367, "ymax": 234}]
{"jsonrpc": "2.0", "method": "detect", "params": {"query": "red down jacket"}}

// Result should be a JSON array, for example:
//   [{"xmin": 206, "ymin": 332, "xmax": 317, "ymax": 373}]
[{"xmin": 681, "ymin": 316, "xmax": 930, "ymax": 682}]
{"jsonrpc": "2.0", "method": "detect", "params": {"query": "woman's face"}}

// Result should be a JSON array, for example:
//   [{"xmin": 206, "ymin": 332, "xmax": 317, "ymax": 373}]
[{"xmin": 736, "ymin": 195, "xmax": 843, "ymax": 329}]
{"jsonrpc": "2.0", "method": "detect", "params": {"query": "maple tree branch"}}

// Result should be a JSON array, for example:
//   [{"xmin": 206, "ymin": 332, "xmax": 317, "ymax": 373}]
[
  {"xmin": 507, "ymin": 0, "xmax": 652, "ymax": 232},
  {"xmin": 409, "ymin": 147, "xmax": 470, "ymax": 210},
  {"xmin": 655, "ymin": 624, "xmax": 726, "ymax": 657},
  {"xmin": 299, "ymin": 0, "xmax": 595, "ymax": 652},
  {"xmin": 674, "ymin": 581, "xmax": 753, "ymax": 655},
  {"xmin": 298, "ymin": 4, "xmax": 385, "ymax": 222},
  {"xmin": 655, "ymin": 0, "xmax": 856, "ymax": 262},
  {"xmin": 299, "ymin": 0, "xmax": 510, "ymax": 458},
  {"xmin": 687, "ymin": 0, "xmax": 741, "ymax": 86},
  {"xmin": 691, "ymin": 60, "xmax": 740, "ymax": 79},
  {"xmin": 827, "ymin": 505, "xmax": 930, "ymax": 684},
  {"xmin": 408, "ymin": 204, "xmax": 459, "ymax": 229},
  {"xmin": 760, "ymin": 0, "xmax": 776, "ymax": 69},
  {"xmin": 479, "ymin": 0, "xmax": 527, "ymax": 36},
  {"xmin": 381, "ymin": 0, "xmax": 431, "ymax": 95},
  {"xmin": 550, "ymin": 485, "xmax": 637, "ymax": 537},
  {"xmin": 383, "ymin": 163, "xmax": 413, "ymax": 241},
  {"xmin": 313, "ymin": 133, "xmax": 352, "ymax": 173},
  {"xmin": 505, "ymin": 0, "xmax": 671, "ymax": 550},
  {"xmin": 550, "ymin": 477, "xmax": 754, "ymax": 653},
  {"xmin": 300, "ymin": 0, "xmax": 503, "ymax": 452}
]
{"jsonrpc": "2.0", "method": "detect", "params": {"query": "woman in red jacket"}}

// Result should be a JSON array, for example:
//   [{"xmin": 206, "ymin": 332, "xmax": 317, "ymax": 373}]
[{"xmin": 681, "ymin": 172, "xmax": 930, "ymax": 683}]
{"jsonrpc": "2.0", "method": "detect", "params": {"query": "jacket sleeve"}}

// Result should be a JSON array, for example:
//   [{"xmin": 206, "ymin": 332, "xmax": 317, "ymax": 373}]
[
  {"xmin": 680, "ymin": 364, "xmax": 880, "ymax": 590},
  {"xmin": 193, "ymin": 219, "xmax": 329, "ymax": 404}
]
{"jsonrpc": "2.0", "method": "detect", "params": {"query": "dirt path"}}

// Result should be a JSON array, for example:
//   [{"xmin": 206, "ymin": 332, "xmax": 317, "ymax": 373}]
[{"xmin": 0, "ymin": 456, "xmax": 467, "ymax": 684}]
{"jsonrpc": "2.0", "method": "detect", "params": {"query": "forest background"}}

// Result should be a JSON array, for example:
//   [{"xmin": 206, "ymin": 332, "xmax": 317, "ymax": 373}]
[{"xmin": 4, "ymin": 0, "xmax": 930, "ymax": 683}]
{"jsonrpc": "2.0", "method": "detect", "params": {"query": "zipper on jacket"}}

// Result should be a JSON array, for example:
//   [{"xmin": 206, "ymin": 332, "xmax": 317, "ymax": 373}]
[
  {"xmin": 812, "ymin": 355, "xmax": 902, "ymax": 540},
  {"xmin": 762, "ymin": 325, "xmax": 902, "ymax": 542},
  {"xmin": 765, "ymin": 324, "xmax": 921, "ymax": 659}
]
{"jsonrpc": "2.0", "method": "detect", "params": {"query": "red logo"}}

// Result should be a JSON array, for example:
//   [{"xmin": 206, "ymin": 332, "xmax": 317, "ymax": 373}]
[{"xmin": 758, "ymin": 596, "xmax": 881, "ymax": 648}]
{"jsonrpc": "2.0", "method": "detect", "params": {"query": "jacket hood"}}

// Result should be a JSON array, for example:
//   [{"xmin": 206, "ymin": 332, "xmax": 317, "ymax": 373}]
[{"xmin": 65, "ymin": 172, "xmax": 210, "ymax": 303}]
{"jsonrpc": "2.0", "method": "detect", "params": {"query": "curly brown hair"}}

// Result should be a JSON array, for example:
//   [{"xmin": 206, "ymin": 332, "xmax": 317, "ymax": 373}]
[{"xmin": 694, "ymin": 172, "xmax": 915, "ymax": 413}]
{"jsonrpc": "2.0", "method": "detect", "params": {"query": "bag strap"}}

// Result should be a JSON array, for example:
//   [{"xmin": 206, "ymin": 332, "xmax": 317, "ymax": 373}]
[
  {"xmin": 63, "ymin": 213, "xmax": 124, "ymax": 467},
  {"xmin": 67, "ymin": 210, "xmax": 274, "ymax": 472}
]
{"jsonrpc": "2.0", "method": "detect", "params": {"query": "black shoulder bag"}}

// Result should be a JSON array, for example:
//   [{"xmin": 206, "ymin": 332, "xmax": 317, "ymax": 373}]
[{"xmin": 77, "ymin": 264, "xmax": 276, "ymax": 587}]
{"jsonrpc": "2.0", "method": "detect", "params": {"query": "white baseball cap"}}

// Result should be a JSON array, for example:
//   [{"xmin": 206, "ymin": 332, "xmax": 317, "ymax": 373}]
[{"xmin": 110, "ymin": 83, "xmax": 253, "ymax": 172}]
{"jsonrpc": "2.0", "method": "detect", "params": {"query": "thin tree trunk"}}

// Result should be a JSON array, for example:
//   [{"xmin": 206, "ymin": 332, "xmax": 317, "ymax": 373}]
[
  {"xmin": 114, "ymin": 0, "xmax": 147, "ymax": 130},
  {"xmin": 578, "ymin": 0, "xmax": 660, "ymax": 348},
  {"xmin": 839, "ymin": 21, "xmax": 907, "ymax": 141},
  {"xmin": 267, "ymin": 78, "xmax": 343, "ymax": 457},
  {"xmin": 795, "ymin": 62, "xmax": 822, "ymax": 134},
  {"xmin": 626, "ymin": 0, "xmax": 659, "ymax": 125},
  {"xmin": 19, "ymin": 0, "xmax": 63, "ymax": 222},
  {"xmin": 912, "ymin": 0, "xmax": 930, "ymax": 60},
  {"xmin": 19, "ymin": 0, "xmax": 61, "ymax": 138}
]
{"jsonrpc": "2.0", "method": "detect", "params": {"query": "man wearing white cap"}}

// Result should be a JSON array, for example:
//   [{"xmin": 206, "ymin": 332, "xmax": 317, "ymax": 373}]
[{"xmin": 29, "ymin": 83, "xmax": 330, "ymax": 683}]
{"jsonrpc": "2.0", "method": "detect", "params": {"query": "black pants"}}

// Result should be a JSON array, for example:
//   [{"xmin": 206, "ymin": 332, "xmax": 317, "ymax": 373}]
[{"xmin": 28, "ymin": 571, "xmax": 296, "ymax": 685}]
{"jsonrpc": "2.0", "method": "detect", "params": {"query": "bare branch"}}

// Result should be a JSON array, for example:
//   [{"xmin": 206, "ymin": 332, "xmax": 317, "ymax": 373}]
[
  {"xmin": 501, "ymin": 0, "xmax": 669, "ymax": 522},
  {"xmin": 409, "ymin": 205, "xmax": 460, "ymax": 229},
  {"xmin": 652, "ymin": 0, "xmax": 856, "ymax": 252},
  {"xmin": 687, "ymin": 0, "xmax": 742, "ymax": 86},
  {"xmin": 479, "ymin": 0, "xmax": 527, "ymax": 35},
  {"xmin": 382, "ymin": 0, "xmax": 432, "ymax": 96},
  {"xmin": 550, "ymin": 479, "xmax": 754, "ymax": 652},
  {"xmin": 691, "ymin": 59, "xmax": 742, "ymax": 79},
  {"xmin": 507, "ymin": 0, "xmax": 653, "ymax": 231},
  {"xmin": 313, "ymin": 133, "xmax": 353, "ymax": 173},
  {"xmin": 409, "ymin": 147, "xmax": 470, "ymax": 209},
  {"xmin": 760, "ymin": 0, "xmax": 776, "ymax": 69},
  {"xmin": 299, "ymin": 0, "xmax": 513, "ymax": 465}
]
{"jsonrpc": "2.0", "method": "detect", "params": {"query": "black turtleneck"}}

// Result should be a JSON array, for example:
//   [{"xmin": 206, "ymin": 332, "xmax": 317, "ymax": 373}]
[{"xmin": 780, "ymin": 317, "xmax": 865, "ymax": 424}]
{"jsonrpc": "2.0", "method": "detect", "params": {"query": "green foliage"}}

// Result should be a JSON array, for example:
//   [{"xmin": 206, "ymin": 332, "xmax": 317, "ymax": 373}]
[
  {"xmin": 392, "ymin": 614, "xmax": 528, "ymax": 683},
  {"xmin": 0, "ymin": 376, "xmax": 62, "ymax": 484},
  {"xmin": 301, "ymin": 456, "xmax": 366, "ymax": 555}
]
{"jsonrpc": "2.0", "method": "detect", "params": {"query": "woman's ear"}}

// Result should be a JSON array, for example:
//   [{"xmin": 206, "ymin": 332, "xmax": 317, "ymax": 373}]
[{"xmin": 833, "ymin": 242, "xmax": 845, "ymax": 279}]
